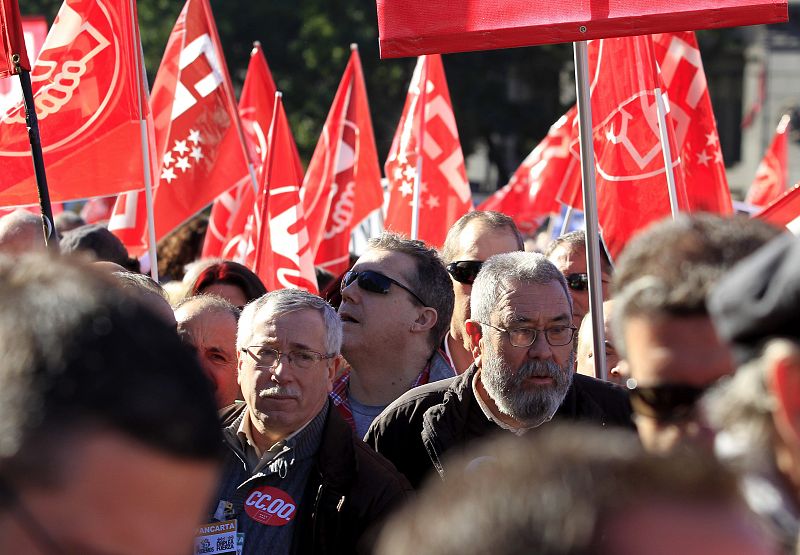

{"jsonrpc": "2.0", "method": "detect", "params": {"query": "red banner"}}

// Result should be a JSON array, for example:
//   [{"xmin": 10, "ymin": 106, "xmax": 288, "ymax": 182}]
[
  {"xmin": 0, "ymin": 0, "xmax": 29, "ymax": 77},
  {"xmin": 755, "ymin": 184, "xmax": 800, "ymax": 234},
  {"xmin": 746, "ymin": 114, "xmax": 790, "ymax": 207},
  {"xmin": 376, "ymin": 0, "xmax": 788, "ymax": 58}
]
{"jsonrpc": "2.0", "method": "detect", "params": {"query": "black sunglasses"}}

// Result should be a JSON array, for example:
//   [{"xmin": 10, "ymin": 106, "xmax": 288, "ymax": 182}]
[
  {"xmin": 446, "ymin": 260, "xmax": 483, "ymax": 285},
  {"xmin": 341, "ymin": 270, "xmax": 427, "ymax": 306},
  {"xmin": 626, "ymin": 380, "xmax": 708, "ymax": 422},
  {"xmin": 566, "ymin": 273, "xmax": 589, "ymax": 292}
]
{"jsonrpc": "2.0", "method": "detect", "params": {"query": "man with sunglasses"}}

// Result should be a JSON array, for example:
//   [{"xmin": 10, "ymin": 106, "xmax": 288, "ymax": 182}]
[
  {"xmin": 212, "ymin": 288, "xmax": 411, "ymax": 555},
  {"xmin": 612, "ymin": 214, "xmax": 780, "ymax": 454},
  {"xmin": 336, "ymin": 232, "xmax": 456, "ymax": 438},
  {"xmin": 544, "ymin": 230, "xmax": 613, "ymax": 328},
  {"xmin": 366, "ymin": 252, "xmax": 633, "ymax": 488},
  {"xmin": 441, "ymin": 211, "xmax": 525, "ymax": 374}
]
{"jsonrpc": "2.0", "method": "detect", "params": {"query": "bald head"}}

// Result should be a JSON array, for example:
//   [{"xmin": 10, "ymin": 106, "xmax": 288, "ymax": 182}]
[{"xmin": 0, "ymin": 211, "xmax": 46, "ymax": 255}]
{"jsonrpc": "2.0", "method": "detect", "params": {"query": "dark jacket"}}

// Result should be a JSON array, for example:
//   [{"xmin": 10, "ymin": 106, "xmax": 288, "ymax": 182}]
[
  {"xmin": 365, "ymin": 365, "xmax": 635, "ymax": 488},
  {"xmin": 220, "ymin": 402, "xmax": 413, "ymax": 554}
]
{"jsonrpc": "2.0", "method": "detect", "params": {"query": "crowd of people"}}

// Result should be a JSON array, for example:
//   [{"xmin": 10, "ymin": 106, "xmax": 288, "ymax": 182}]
[{"xmin": 0, "ymin": 206, "xmax": 797, "ymax": 554}]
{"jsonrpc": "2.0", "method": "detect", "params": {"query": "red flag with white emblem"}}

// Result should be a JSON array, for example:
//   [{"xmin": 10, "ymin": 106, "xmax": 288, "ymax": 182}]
[
  {"xmin": 0, "ymin": 0, "xmax": 30, "ymax": 78},
  {"xmin": 746, "ymin": 114, "xmax": 790, "ymax": 207},
  {"xmin": 384, "ymin": 54, "xmax": 472, "ymax": 247},
  {"xmin": 202, "ymin": 42, "xmax": 300, "ymax": 259},
  {"xmin": 250, "ymin": 93, "xmax": 318, "ymax": 294},
  {"xmin": 653, "ymin": 31, "xmax": 732, "ymax": 214},
  {"xmin": 303, "ymin": 46, "xmax": 383, "ymax": 276},
  {"xmin": 148, "ymin": 0, "xmax": 251, "ymax": 242},
  {"xmin": 0, "ymin": 16, "xmax": 47, "ymax": 115},
  {"xmin": 479, "ymin": 108, "xmax": 580, "ymax": 232},
  {"xmin": 567, "ymin": 36, "xmax": 689, "ymax": 259},
  {"xmin": 0, "ymin": 0, "xmax": 152, "ymax": 205},
  {"xmin": 755, "ymin": 183, "xmax": 800, "ymax": 234}
]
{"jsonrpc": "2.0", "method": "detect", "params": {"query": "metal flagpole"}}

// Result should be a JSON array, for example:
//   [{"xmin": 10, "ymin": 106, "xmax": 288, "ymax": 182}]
[
  {"xmin": 130, "ymin": 3, "xmax": 159, "ymax": 281},
  {"xmin": 573, "ymin": 41, "xmax": 607, "ymax": 382},
  {"xmin": 411, "ymin": 55, "xmax": 429, "ymax": 240},
  {"xmin": 14, "ymin": 55, "xmax": 58, "ymax": 250}
]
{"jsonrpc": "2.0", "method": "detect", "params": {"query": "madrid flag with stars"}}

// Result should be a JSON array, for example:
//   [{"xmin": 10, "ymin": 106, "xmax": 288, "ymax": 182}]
[
  {"xmin": 149, "ymin": 0, "xmax": 250, "ymax": 241},
  {"xmin": 384, "ymin": 54, "xmax": 472, "ymax": 247}
]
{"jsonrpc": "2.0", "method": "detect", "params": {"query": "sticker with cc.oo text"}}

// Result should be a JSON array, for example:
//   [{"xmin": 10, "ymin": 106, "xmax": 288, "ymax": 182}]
[{"xmin": 243, "ymin": 486, "xmax": 297, "ymax": 526}]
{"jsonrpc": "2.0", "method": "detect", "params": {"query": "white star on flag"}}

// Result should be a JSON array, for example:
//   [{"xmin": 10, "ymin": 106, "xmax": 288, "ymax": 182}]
[
  {"xmin": 425, "ymin": 195, "xmax": 440, "ymax": 209},
  {"xmin": 706, "ymin": 132, "xmax": 718, "ymax": 147},
  {"xmin": 188, "ymin": 129, "xmax": 201, "ymax": 145},
  {"xmin": 173, "ymin": 140, "xmax": 189, "ymax": 156},
  {"xmin": 161, "ymin": 167, "xmax": 177, "ymax": 183},
  {"xmin": 402, "ymin": 166, "xmax": 416, "ymax": 181},
  {"xmin": 713, "ymin": 149, "xmax": 723, "ymax": 165},
  {"xmin": 393, "ymin": 166, "xmax": 404, "ymax": 180},
  {"xmin": 163, "ymin": 151, "xmax": 174, "ymax": 167},
  {"xmin": 190, "ymin": 146, "xmax": 204, "ymax": 162},
  {"xmin": 398, "ymin": 181, "xmax": 414, "ymax": 197},
  {"xmin": 696, "ymin": 149, "xmax": 711, "ymax": 167},
  {"xmin": 175, "ymin": 157, "xmax": 191, "ymax": 173}
]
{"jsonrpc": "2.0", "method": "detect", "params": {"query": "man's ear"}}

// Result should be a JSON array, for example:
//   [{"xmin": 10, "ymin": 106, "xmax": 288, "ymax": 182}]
[
  {"xmin": 767, "ymin": 344, "xmax": 800, "ymax": 448},
  {"xmin": 411, "ymin": 307, "xmax": 438, "ymax": 333},
  {"xmin": 465, "ymin": 320, "xmax": 483, "ymax": 365}
]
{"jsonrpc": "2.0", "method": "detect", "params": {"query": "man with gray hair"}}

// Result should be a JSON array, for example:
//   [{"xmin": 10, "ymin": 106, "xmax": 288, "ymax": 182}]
[
  {"xmin": 209, "ymin": 288, "xmax": 411, "ymax": 555},
  {"xmin": 0, "ymin": 210, "xmax": 45, "ymax": 255},
  {"xmin": 366, "ymin": 252, "xmax": 633, "ymax": 488}
]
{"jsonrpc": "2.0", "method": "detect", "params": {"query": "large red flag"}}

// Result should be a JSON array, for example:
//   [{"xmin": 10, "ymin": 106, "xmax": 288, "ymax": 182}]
[
  {"xmin": 479, "ymin": 108, "xmax": 580, "ymax": 232},
  {"xmin": 578, "ymin": 36, "xmax": 689, "ymax": 259},
  {"xmin": 201, "ymin": 42, "xmax": 299, "ymax": 259},
  {"xmin": 108, "ymin": 188, "xmax": 148, "ymax": 254},
  {"xmin": 384, "ymin": 54, "xmax": 472, "ymax": 247},
  {"xmin": 0, "ymin": 0, "xmax": 151, "ymax": 205},
  {"xmin": 755, "ymin": 184, "xmax": 800, "ymax": 234},
  {"xmin": 251, "ymin": 94, "xmax": 318, "ymax": 294},
  {"xmin": 375, "ymin": 0, "xmax": 787, "ymax": 58},
  {"xmin": 653, "ymin": 32, "xmax": 732, "ymax": 214},
  {"xmin": 303, "ymin": 46, "xmax": 383, "ymax": 276},
  {"xmin": 148, "ymin": 0, "xmax": 251, "ymax": 242},
  {"xmin": 746, "ymin": 114, "xmax": 790, "ymax": 207},
  {"xmin": 0, "ymin": 16, "xmax": 47, "ymax": 114},
  {"xmin": 0, "ymin": 0, "xmax": 30, "ymax": 78},
  {"xmin": 80, "ymin": 195, "xmax": 116, "ymax": 224}
]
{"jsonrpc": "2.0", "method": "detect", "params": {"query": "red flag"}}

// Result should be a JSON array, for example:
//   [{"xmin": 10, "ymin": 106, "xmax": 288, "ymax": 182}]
[
  {"xmin": 251, "ymin": 94, "xmax": 318, "ymax": 294},
  {"xmin": 202, "ymin": 42, "xmax": 298, "ymax": 259},
  {"xmin": 746, "ymin": 114, "xmax": 790, "ymax": 207},
  {"xmin": 755, "ymin": 184, "xmax": 800, "ymax": 234},
  {"xmin": 108, "ymin": 189, "xmax": 148, "ymax": 255},
  {"xmin": 653, "ymin": 32, "xmax": 732, "ymax": 214},
  {"xmin": 480, "ymin": 108, "xmax": 580, "ymax": 232},
  {"xmin": 576, "ymin": 36, "xmax": 689, "ymax": 259},
  {"xmin": 375, "ymin": 0, "xmax": 787, "ymax": 58},
  {"xmin": 0, "ymin": 16, "xmax": 46, "ymax": 115},
  {"xmin": 0, "ymin": 0, "xmax": 30, "ymax": 78},
  {"xmin": 303, "ymin": 46, "xmax": 383, "ymax": 276},
  {"xmin": 0, "ymin": 0, "xmax": 151, "ymax": 205},
  {"xmin": 384, "ymin": 54, "xmax": 472, "ymax": 247},
  {"xmin": 80, "ymin": 195, "xmax": 116, "ymax": 224},
  {"xmin": 148, "ymin": 0, "xmax": 251, "ymax": 243}
]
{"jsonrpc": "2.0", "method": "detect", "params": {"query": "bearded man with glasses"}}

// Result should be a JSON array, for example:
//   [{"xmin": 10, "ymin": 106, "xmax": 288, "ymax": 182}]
[
  {"xmin": 336, "ymin": 232, "xmax": 456, "ymax": 438},
  {"xmin": 212, "ymin": 289, "xmax": 411, "ymax": 555},
  {"xmin": 366, "ymin": 252, "xmax": 634, "ymax": 489}
]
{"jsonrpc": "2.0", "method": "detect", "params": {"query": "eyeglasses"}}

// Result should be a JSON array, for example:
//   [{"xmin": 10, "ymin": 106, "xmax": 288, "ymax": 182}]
[
  {"xmin": 566, "ymin": 273, "xmax": 589, "ymax": 292},
  {"xmin": 242, "ymin": 346, "xmax": 334, "ymax": 370},
  {"xmin": 341, "ymin": 270, "xmax": 427, "ymax": 306},
  {"xmin": 626, "ymin": 379, "xmax": 708, "ymax": 422},
  {"xmin": 446, "ymin": 260, "xmax": 483, "ymax": 285},
  {"xmin": 479, "ymin": 322, "xmax": 577, "ymax": 347}
]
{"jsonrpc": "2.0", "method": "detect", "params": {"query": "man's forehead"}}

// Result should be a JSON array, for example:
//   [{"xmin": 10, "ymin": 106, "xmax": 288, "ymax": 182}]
[
  {"xmin": 493, "ymin": 280, "xmax": 571, "ymax": 323},
  {"xmin": 251, "ymin": 308, "xmax": 325, "ymax": 343},
  {"xmin": 454, "ymin": 222, "xmax": 519, "ymax": 260}
]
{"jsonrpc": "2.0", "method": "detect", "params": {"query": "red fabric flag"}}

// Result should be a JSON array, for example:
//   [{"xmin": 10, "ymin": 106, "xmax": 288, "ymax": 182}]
[
  {"xmin": 0, "ymin": 0, "xmax": 30, "ymax": 78},
  {"xmin": 303, "ymin": 46, "xmax": 383, "ymax": 276},
  {"xmin": 108, "ymin": 189, "xmax": 148, "ymax": 255},
  {"xmin": 375, "ymin": 0, "xmax": 787, "ymax": 58},
  {"xmin": 577, "ymin": 36, "xmax": 689, "ymax": 260},
  {"xmin": 384, "ymin": 54, "xmax": 472, "ymax": 247},
  {"xmin": 0, "ymin": 0, "xmax": 151, "ymax": 206},
  {"xmin": 480, "ymin": 108, "xmax": 580, "ymax": 232},
  {"xmin": 653, "ymin": 32, "xmax": 732, "ymax": 214},
  {"xmin": 80, "ymin": 195, "xmax": 116, "ymax": 224},
  {"xmin": 0, "ymin": 17, "xmax": 47, "ymax": 115},
  {"xmin": 755, "ymin": 184, "xmax": 800, "ymax": 234},
  {"xmin": 251, "ymin": 94, "xmax": 318, "ymax": 294},
  {"xmin": 148, "ymin": 0, "xmax": 251, "ymax": 243},
  {"xmin": 202, "ymin": 42, "xmax": 298, "ymax": 259},
  {"xmin": 746, "ymin": 114, "xmax": 790, "ymax": 207}
]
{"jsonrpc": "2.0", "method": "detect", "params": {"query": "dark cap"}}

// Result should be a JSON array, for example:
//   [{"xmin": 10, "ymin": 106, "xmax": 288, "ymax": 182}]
[
  {"xmin": 60, "ymin": 224, "xmax": 138, "ymax": 271},
  {"xmin": 707, "ymin": 232, "xmax": 800, "ymax": 364}
]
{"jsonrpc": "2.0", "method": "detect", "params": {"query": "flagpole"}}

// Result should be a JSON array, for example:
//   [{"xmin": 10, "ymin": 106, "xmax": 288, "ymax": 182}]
[
  {"xmin": 573, "ymin": 41, "xmax": 607, "ymax": 382},
  {"xmin": 130, "ymin": 0, "xmax": 158, "ymax": 281},
  {"xmin": 411, "ymin": 56, "xmax": 429, "ymax": 241},
  {"xmin": 14, "ymin": 56, "xmax": 58, "ymax": 250},
  {"xmin": 254, "ymin": 92, "xmax": 282, "ymax": 275},
  {"xmin": 647, "ymin": 39, "xmax": 680, "ymax": 219}
]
